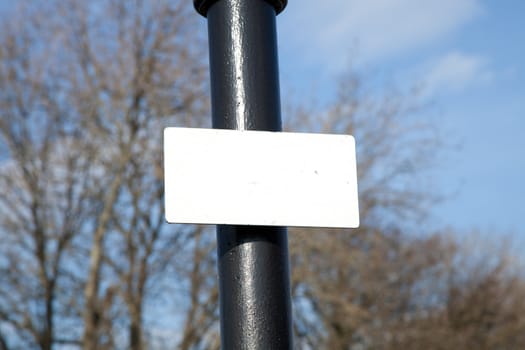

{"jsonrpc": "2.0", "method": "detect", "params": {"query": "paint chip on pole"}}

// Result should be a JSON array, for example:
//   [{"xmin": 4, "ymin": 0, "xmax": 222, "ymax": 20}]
[{"xmin": 164, "ymin": 127, "xmax": 359, "ymax": 228}]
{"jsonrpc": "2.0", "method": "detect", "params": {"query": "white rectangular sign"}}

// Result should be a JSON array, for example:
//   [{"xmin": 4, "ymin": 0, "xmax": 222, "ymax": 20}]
[{"xmin": 164, "ymin": 127, "xmax": 359, "ymax": 228}]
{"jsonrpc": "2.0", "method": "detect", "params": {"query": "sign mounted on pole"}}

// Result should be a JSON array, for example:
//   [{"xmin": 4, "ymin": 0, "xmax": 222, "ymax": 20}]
[{"xmin": 164, "ymin": 127, "xmax": 359, "ymax": 228}]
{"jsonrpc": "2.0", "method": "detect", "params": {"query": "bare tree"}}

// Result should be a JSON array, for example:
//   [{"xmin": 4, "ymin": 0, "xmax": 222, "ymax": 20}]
[
  {"xmin": 285, "ymin": 70, "xmax": 442, "ymax": 349},
  {"xmin": 382, "ymin": 237, "xmax": 525, "ymax": 350},
  {"xmin": 0, "ymin": 4, "xmax": 97, "ymax": 348},
  {"xmin": 0, "ymin": 0, "xmax": 213, "ymax": 349},
  {"xmin": 49, "ymin": 0, "xmax": 210, "ymax": 348},
  {"xmin": 286, "ymin": 74, "xmax": 525, "ymax": 350}
]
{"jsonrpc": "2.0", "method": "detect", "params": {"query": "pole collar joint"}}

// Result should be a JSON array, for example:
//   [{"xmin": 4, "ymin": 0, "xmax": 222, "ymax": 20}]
[{"xmin": 194, "ymin": 0, "xmax": 287, "ymax": 17}]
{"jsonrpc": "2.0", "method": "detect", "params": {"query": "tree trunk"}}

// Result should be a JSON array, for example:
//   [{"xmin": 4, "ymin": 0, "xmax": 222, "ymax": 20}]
[
  {"xmin": 82, "ymin": 168, "xmax": 127, "ymax": 350},
  {"xmin": 129, "ymin": 302, "xmax": 143, "ymax": 350}
]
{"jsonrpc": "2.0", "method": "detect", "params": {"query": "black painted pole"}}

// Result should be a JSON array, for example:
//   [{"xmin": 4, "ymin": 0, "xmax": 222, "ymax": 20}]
[{"xmin": 193, "ymin": 0, "xmax": 292, "ymax": 349}]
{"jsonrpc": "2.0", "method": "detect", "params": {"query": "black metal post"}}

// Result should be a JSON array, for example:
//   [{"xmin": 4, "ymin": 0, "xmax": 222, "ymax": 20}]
[{"xmin": 193, "ymin": 0, "xmax": 292, "ymax": 349}]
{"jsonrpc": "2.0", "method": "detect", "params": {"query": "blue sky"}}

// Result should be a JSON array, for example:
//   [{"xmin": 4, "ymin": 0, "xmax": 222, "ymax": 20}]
[
  {"xmin": 1, "ymin": 0, "xmax": 522, "ymax": 241},
  {"xmin": 275, "ymin": 0, "xmax": 525, "ymax": 239}
]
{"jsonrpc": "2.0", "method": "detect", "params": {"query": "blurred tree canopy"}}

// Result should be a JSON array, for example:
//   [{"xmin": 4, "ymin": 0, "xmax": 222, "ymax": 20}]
[{"xmin": 0, "ymin": 1, "xmax": 524, "ymax": 350}]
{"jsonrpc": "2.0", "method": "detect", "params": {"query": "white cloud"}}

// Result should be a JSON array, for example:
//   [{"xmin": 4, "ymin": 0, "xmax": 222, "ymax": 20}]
[
  {"xmin": 278, "ymin": 0, "xmax": 482, "ymax": 70},
  {"xmin": 423, "ymin": 52, "xmax": 493, "ymax": 95}
]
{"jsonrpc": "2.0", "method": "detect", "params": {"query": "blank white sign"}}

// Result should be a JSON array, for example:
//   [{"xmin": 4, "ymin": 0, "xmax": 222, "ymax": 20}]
[{"xmin": 164, "ymin": 127, "xmax": 359, "ymax": 228}]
